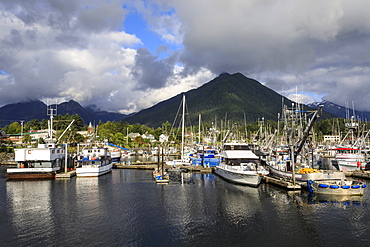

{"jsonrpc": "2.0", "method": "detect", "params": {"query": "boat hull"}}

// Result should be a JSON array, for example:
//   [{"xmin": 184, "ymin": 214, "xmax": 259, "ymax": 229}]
[
  {"xmin": 214, "ymin": 167, "xmax": 261, "ymax": 187},
  {"xmin": 337, "ymin": 161, "xmax": 366, "ymax": 172},
  {"xmin": 76, "ymin": 163, "xmax": 113, "ymax": 177},
  {"xmin": 6, "ymin": 172, "xmax": 56, "ymax": 180},
  {"xmin": 310, "ymin": 181, "xmax": 366, "ymax": 195},
  {"xmin": 6, "ymin": 167, "xmax": 61, "ymax": 180}
]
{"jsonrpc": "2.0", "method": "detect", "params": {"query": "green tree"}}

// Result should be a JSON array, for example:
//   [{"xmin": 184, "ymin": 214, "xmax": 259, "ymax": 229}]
[
  {"xmin": 97, "ymin": 121, "xmax": 117, "ymax": 142},
  {"xmin": 6, "ymin": 122, "xmax": 21, "ymax": 134},
  {"xmin": 25, "ymin": 119, "xmax": 41, "ymax": 131},
  {"xmin": 23, "ymin": 134, "xmax": 32, "ymax": 144},
  {"xmin": 112, "ymin": 132, "xmax": 126, "ymax": 146}
]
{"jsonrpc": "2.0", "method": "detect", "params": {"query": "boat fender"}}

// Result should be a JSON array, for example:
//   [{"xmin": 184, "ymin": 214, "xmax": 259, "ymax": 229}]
[
  {"xmin": 307, "ymin": 180, "xmax": 313, "ymax": 192},
  {"xmin": 330, "ymin": 185, "xmax": 340, "ymax": 189},
  {"xmin": 319, "ymin": 184, "xmax": 329, "ymax": 188},
  {"xmin": 341, "ymin": 185, "xmax": 350, "ymax": 189},
  {"xmin": 362, "ymin": 184, "xmax": 367, "ymax": 188},
  {"xmin": 351, "ymin": 185, "xmax": 361, "ymax": 189}
]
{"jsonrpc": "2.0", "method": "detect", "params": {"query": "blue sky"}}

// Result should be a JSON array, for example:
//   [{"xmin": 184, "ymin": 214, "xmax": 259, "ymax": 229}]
[
  {"xmin": 1, "ymin": 0, "xmax": 370, "ymax": 114},
  {"xmin": 124, "ymin": 11, "xmax": 159, "ymax": 52}
]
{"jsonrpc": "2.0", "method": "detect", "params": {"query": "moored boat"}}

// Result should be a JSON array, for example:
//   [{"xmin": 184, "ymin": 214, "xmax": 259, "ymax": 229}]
[
  {"xmin": 6, "ymin": 143, "xmax": 66, "ymax": 179},
  {"xmin": 110, "ymin": 149, "xmax": 121, "ymax": 163},
  {"xmin": 76, "ymin": 147, "xmax": 113, "ymax": 177},
  {"xmin": 190, "ymin": 147, "xmax": 221, "ymax": 167},
  {"xmin": 334, "ymin": 147, "xmax": 366, "ymax": 172},
  {"xmin": 214, "ymin": 142, "xmax": 268, "ymax": 187},
  {"xmin": 152, "ymin": 169, "xmax": 169, "ymax": 183},
  {"xmin": 268, "ymin": 164, "xmax": 346, "ymax": 182},
  {"xmin": 308, "ymin": 179, "xmax": 366, "ymax": 195}
]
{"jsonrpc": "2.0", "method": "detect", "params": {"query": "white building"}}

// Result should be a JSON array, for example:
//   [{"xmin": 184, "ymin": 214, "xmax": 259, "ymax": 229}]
[
  {"xmin": 159, "ymin": 134, "xmax": 169, "ymax": 143},
  {"xmin": 142, "ymin": 134, "xmax": 156, "ymax": 142}
]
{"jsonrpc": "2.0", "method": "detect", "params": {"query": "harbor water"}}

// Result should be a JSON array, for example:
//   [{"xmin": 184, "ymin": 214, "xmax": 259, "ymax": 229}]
[{"xmin": 1, "ymin": 166, "xmax": 370, "ymax": 246}]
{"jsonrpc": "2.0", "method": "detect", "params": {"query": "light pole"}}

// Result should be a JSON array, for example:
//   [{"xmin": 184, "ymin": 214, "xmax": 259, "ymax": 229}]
[{"xmin": 20, "ymin": 120, "xmax": 24, "ymax": 145}]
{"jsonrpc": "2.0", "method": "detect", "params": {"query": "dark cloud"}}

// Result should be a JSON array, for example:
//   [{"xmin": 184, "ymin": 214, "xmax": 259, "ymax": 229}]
[{"xmin": 131, "ymin": 48, "xmax": 176, "ymax": 90}]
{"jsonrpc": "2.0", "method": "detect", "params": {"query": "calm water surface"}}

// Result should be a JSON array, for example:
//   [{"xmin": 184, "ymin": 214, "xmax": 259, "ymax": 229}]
[{"xmin": 0, "ymin": 166, "xmax": 369, "ymax": 247}]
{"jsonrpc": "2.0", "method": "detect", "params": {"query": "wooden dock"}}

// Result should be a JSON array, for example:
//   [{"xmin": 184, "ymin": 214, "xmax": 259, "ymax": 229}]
[
  {"xmin": 56, "ymin": 170, "xmax": 76, "ymax": 178},
  {"xmin": 350, "ymin": 171, "xmax": 370, "ymax": 179},
  {"xmin": 113, "ymin": 162, "xmax": 212, "ymax": 173},
  {"xmin": 263, "ymin": 176, "xmax": 302, "ymax": 190}
]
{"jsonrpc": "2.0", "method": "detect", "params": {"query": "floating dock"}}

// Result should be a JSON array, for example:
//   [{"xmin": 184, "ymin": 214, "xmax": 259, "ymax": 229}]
[
  {"xmin": 350, "ymin": 171, "xmax": 370, "ymax": 179},
  {"xmin": 56, "ymin": 170, "xmax": 76, "ymax": 178},
  {"xmin": 114, "ymin": 162, "xmax": 212, "ymax": 173},
  {"xmin": 263, "ymin": 176, "xmax": 302, "ymax": 190}
]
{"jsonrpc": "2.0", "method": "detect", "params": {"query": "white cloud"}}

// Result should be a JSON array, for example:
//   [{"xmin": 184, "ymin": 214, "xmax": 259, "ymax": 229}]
[{"xmin": 1, "ymin": 0, "xmax": 370, "ymax": 116}]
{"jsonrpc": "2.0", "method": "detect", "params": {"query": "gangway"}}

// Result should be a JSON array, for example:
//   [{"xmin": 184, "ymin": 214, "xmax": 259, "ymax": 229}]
[{"xmin": 106, "ymin": 142, "xmax": 129, "ymax": 150}]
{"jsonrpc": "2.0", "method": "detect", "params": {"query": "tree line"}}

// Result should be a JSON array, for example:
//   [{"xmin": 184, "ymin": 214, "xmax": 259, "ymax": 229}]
[{"xmin": 1, "ymin": 112, "xmax": 369, "ymax": 151}]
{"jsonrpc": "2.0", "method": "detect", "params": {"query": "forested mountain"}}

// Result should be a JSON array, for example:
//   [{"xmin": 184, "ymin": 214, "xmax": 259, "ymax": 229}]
[
  {"xmin": 0, "ymin": 100, "xmax": 128, "ymax": 127},
  {"xmin": 0, "ymin": 72, "xmax": 343, "ymax": 128},
  {"xmin": 124, "ymin": 72, "xmax": 336, "ymax": 127}
]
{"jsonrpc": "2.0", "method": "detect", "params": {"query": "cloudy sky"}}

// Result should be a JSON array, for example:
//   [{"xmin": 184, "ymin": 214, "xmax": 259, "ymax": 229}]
[{"xmin": 1, "ymin": 0, "xmax": 370, "ymax": 114}]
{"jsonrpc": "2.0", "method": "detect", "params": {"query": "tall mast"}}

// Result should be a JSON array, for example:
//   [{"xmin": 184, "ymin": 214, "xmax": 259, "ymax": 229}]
[
  {"xmin": 47, "ymin": 101, "xmax": 57, "ymax": 142},
  {"xmin": 181, "ymin": 94, "xmax": 185, "ymax": 160},
  {"xmin": 198, "ymin": 114, "xmax": 201, "ymax": 145}
]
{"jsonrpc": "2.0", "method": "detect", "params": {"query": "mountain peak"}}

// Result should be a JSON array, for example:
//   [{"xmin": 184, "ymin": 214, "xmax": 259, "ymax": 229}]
[{"xmin": 219, "ymin": 71, "xmax": 230, "ymax": 77}]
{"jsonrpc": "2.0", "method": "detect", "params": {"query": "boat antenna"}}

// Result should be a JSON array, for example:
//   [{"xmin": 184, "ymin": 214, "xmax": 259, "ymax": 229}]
[{"xmin": 47, "ymin": 100, "xmax": 57, "ymax": 142}]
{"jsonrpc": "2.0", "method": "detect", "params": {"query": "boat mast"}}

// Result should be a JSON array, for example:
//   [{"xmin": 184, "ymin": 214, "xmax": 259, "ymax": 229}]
[
  {"xmin": 47, "ymin": 101, "xmax": 57, "ymax": 142},
  {"xmin": 198, "ymin": 114, "xmax": 201, "ymax": 145},
  {"xmin": 181, "ymin": 94, "xmax": 185, "ymax": 160}
]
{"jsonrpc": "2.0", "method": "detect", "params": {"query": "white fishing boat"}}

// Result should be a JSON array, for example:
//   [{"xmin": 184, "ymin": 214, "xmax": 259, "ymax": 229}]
[
  {"xmin": 214, "ymin": 142, "xmax": 268, "ymax": 187},
  {"xmin": 6, "ymin": 143, "xmax": 66, "ymax": 179},
  {"xmin": 76, "ymin": 147, "xmax": 113, "ymax": 177},
  {"xmin": 6, "ymin": 106, "xmax": 74, "ymax": 179},
  {"xmin": 308, "ymin": 179, "xmax": 366, "ymax": 195},
  {"xmin": 334, "ymin": 147, "xmax": 366, "ymax": 172},
  {"xmin": 268, "ymin": 164, "xmax": 346, "ymax": 182}
]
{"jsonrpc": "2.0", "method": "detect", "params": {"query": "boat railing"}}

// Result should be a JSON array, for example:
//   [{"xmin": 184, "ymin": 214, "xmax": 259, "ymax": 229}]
[{"xmin": 223, "ymin": 163, "xmax": 257, "ymax": 172}]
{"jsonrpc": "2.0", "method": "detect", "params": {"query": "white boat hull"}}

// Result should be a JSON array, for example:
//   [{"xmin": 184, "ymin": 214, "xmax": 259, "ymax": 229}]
[
  {"xmin": 166, "ymin": 160, "xmax": 191, "ymax": 166},
  {"xmin": 76, "ymin": 163, "xmax": 113, "ymax": 177},
  {"xmin": 214, "ymin": 165, "xmax": 261, "ymax": 187},
  {"xmin": 337, "ymin": 161, "xmax": 366, "ymax": 172}
]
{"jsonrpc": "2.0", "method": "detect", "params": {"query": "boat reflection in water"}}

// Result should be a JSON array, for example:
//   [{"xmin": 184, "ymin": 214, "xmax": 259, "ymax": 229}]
[
  {"xmin": 6, "ymin": 180, "xmax": 56, "ymax": 245},
  {"xmin": 220, "ymin": 182, "xmax": 263, "ymax": 224},
  {"xmin": 307, "ymin": 193, "xmax": 366, "ymax": 206}
]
